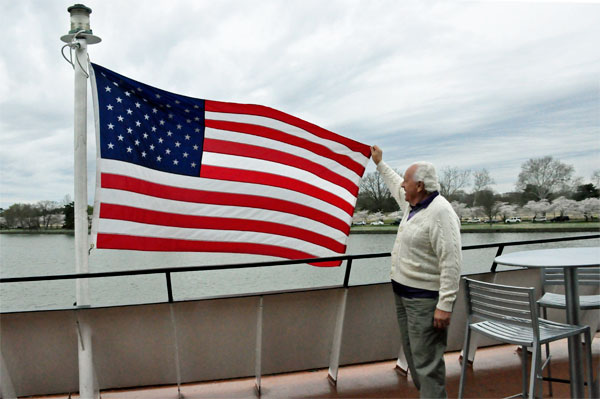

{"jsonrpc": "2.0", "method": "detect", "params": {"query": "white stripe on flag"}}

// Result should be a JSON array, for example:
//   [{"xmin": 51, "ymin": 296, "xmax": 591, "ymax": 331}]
[
  {"xmin": 202, "ymin": 152, "xmax": 357, "ymax": 205},
  {"xmin": 98, "ymin": 188, "xmax": 348, "ymax": 244},
  {"xmin": 97, "ymin": 219, "xmax": 339, "ymax": 258},
  {"xmin": 99, "ymin": 159, "xmax": 352, "ymax": 224},
  {"xmin": 204, "ymin": 127, "xmax": 361, "ymax": 182},
  {"xmin": 206, "ymin": 111, "xmax": 369, "ymax": 164}
]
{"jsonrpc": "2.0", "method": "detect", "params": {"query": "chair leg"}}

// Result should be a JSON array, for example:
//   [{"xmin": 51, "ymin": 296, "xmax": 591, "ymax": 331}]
[
  {"xmin": 545, "ymin": 340, "xmax": 553, "ymax": 397},
  {"xmin": 459, "ymin": 326, "xmax": 472, "ymax": 399},
  {"xmin": 521, "ymin": 345, "xmax": 528, "ymax": 398},
  {"xmin": 583, "ymin": 328, "xmax": 596, "ymax": 399},
  {"xmin": 536, "ymin": 347, "xmax": 544, "ymax": 399},
  {"xmin": 541, "ymin": 306, "xmax": 554, "ymax": 397},
  {"xmin": 528, "ymin": 344, "xmax": 540, "ymax": 399}
]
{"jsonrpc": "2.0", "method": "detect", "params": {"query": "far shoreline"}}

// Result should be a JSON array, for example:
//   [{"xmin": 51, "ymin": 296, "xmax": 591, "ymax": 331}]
[
  {"xmin": 1, "ymin": 223, "xmax": 599, "ymax": 235},
  {"xmin": 351, "ymin": 222, "xmax": 600, "ymax": 234}
]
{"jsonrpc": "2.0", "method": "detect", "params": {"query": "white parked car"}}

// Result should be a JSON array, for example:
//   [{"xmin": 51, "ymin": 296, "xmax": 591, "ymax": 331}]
[
  {"xmin": 505, "ymin": 217, "xmax": 521, "ymax": 224},
  {"xmin": 353, "ymin": 221, "xmax": 366, "ymax": 226},
  {"xmin": 370, "ymin": 220, "xmax": 384, "ymax": 225}
]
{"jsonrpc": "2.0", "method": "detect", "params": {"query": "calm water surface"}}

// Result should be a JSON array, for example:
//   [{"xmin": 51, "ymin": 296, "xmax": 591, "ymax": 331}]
[{"xmin": 0, "ymin": 232, "xmax": 597, "ymax": 312}]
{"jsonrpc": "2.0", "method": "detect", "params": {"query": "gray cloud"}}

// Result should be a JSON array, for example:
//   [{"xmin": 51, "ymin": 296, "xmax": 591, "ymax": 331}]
[{"xmin": 1, "ymin": 0, "xmax": 599, "ymax": 208}]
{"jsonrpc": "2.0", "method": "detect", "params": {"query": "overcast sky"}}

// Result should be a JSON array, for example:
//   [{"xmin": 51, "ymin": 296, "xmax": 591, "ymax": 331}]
[{"xmin": 1, "ymin": 0, "xmax": 598, "ymax": 209}]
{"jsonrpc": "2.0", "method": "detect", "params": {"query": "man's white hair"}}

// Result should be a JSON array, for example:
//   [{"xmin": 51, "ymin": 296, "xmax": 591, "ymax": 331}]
[{"xmin": 411, "ymin": 161, "xmax": 441, "ymax": 193}]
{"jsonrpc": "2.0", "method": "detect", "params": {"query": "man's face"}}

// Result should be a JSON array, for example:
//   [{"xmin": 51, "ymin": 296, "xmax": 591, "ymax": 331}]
[{"xmin": 401, "ymin": 164, "xmax": 425, "ymax": 206}]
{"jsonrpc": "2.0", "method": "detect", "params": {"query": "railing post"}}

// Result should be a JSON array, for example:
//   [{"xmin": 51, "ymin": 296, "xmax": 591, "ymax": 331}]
[
  {"xmin": 327, "ymin": 258, "xmax": 353, "ymax": 384},
  {"xmin": 168, "ymin": 304, "xmax": 183, "ymax": 399},
  {"xmin": 490, "ymin": 244, "xmax": 505, "ymax": 273},
  {"xmin": 166, "ymin": 272, "xmax": 174, "ymax": 303},
  {"xmin": 328, "ymin": 286, "xmax": 348, "ymax": 385},
  {"xmin": 255, "ymin": 296, "xmax": 264, "ymax": 394},
  {"xmin": 343, "ymin": 258, "xmax": 353, "ymax": 288}
]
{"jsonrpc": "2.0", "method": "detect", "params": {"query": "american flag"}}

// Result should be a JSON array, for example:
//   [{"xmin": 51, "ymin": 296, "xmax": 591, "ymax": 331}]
[{"xmin": 90, "ymin": 63, "xmax": 370, "ymax": 266}]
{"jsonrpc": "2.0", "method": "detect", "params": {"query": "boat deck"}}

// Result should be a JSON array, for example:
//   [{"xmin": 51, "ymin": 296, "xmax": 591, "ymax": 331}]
[{"xmin": 34, "ymin": 334, "xmax": 599, "ymax": 399}]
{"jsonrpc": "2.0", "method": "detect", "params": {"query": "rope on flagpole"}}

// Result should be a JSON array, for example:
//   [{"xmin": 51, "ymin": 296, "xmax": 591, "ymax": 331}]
[{"xmin": 61, "ymin": 30, "xmax": 90, "ymax": 78}]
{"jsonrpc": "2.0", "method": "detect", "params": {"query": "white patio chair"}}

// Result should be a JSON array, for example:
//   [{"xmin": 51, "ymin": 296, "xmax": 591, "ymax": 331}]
[
  {"xmin": 537, "ymin": 266, "xmax": 600, "ymax": 396},
  {"xmin": 458, "ymin": 277, "xmax": 594, "ymax": 399}
]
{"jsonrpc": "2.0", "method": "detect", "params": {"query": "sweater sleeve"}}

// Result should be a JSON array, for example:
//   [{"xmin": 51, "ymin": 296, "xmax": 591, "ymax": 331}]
[
  {"xmin": 429, "ymin": 204, "xmax": 462, "ymax": 312},
  {"xmin": 376, "ymin": 161, "xmax": 408, "ymax": 212}
]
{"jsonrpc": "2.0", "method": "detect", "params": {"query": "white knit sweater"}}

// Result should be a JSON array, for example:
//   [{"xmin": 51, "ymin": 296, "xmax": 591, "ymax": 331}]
[{"xmin": 377, "ymin": 161, "xmax": 462, "ymax": 312}]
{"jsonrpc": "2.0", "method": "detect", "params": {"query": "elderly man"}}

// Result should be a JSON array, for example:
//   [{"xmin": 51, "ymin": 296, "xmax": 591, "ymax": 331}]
[{"xmin": 371, "ymin": 145, "xmax": 461, "ymax": 398}]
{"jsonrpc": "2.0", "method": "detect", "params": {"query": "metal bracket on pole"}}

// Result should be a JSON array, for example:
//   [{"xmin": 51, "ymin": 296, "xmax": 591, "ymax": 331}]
[
  {"xmin": 327, "ymin": 287, "xmax": 348, "ymax": 385},
  {"xmin": 255, "ymin": 296, "xmax": 264, "ymax": 395},
  {"xmin": 169, "ymin": 304, "xmax": 184, "ymax": 399},
  {"xmin": 76, "ymin": 318, "xmax": 85, "ymax": 351}
]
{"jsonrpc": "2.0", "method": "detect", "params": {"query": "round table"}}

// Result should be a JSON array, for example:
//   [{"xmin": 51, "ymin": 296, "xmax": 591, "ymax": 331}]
[{"xmin": 495, "ymin": 246, "xmax": 599, "ymax": 398}]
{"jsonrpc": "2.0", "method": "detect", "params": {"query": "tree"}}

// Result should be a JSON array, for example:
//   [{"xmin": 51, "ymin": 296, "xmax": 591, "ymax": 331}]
[
  {"xmin": 450, "ymin": 201, "xmax": 469, "ymax": 221},
  {"xmin": 516, "ymin": 156, "xmax": 574, "ymax": 200},
  {"xmin": 469, "ymin": 206, "xmax": 484, "ymax": 219},
  {"xmin": 573, "ymin": 184, "xmax": 599, "ymax": 201},
  {"xmin": 37, "ymin": 200, "xmax": 60, "ymax": 229},
  {"xmin": 352, "ymin": 209, "xmax": 369, "ymax": 224},
  {"xmin": 472, "ymin": 169, "xmax": 495, "ymax": 193},
  {"xmin": 578, "ymin": 198, "xmax": 600, "ymax": 221},
  {"xmin": 357, "ymin": 172, "xmax": 397, "ymax": 212},
  {"xmin": 439, "ymin": 167, "xmax": 471, "ymax": 200},
  {"xmin": 475, "ymin": 189, "xmax": 501, "ymax": 225},
  {"xmin": 1, "ymin": 203, "xmax": 40, "ymax": 229},
  {"xmin": 523, "ymin": 199, "xmax": 552, "ymax": 219},
  {"xmin": 63, "ymin": 201, "xmax": 75, "ymax": 229},
  {"xmin": 550, "ymin": 196, "xmax": 578, "ymax": 218},
  {"xmin": 497, "ymin": 203, "xmax": 519, "ymax": 222},
  {"xmin": 592, "ymin": 170, "xmax": 600, "ymax": 188}
]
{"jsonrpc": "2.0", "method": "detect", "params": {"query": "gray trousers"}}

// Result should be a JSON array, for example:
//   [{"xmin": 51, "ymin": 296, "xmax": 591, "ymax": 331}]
[{"xmin": 394, "ymin": 293, "xmax": 448, "ymax": 399}]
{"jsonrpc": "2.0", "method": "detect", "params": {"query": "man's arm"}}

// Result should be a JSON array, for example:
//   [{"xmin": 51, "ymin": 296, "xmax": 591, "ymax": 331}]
[
  {"xmin": 371, "ymin": 146, "xmax": 408, "ymax": 210},
  {"xmin": 430, "ymin": 204, "xmax": 462, "ymax": 328}
]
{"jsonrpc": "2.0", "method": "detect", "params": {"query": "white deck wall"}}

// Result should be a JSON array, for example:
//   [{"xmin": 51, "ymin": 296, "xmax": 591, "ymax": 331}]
[{"xmin": 2, "ymin": 267, "xmax": 598, "ymax": 397}]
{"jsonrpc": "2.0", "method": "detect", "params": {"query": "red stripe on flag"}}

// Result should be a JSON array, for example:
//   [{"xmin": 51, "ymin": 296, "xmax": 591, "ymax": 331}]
[
  {"xmin": 200, "ymin": 165, "xmax": 355, "ymax": 216},
  {"xmin": 205, "ymin": 100, "xmax": 371, "ymax": 158},
  {"xmin": 101, "ymin": 173, "xmax": 351, "ymax": 235},
  {"xmin": 205, "ymin": 119, "xmax": 366, "ymax": 176},
  {"xmin": 100, "ymin": 203, "xmax": 346, "ymax": 253},
  {"xmin": 203, "ymin": 138, "xmax": 359, "ymax": 196},
  {"xmin": 96, "ymin": 233, "xmax": 342, "ymax": 266}
]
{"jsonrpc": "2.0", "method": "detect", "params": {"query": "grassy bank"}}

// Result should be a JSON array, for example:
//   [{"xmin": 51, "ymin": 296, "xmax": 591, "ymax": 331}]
[{"xmin": 351, "ymin": 222, "xmax": 600, "ymax": 234}]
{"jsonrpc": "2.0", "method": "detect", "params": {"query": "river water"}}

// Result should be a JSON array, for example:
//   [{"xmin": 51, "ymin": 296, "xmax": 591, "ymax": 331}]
[{"xmin": 0, "ymin": 232, "xmax": 597, "ymax": 312}]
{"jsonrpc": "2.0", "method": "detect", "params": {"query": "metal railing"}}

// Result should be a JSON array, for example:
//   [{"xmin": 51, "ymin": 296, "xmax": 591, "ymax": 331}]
[{"xmin": 1, "ymin": 234, "xmax": 598, "ymax": 304}]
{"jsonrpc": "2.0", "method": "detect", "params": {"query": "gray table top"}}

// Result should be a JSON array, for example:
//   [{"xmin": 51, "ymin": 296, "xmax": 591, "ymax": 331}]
[{"xmin": 494, "ymin": 246, "xmax": 600, "ymax": 268}]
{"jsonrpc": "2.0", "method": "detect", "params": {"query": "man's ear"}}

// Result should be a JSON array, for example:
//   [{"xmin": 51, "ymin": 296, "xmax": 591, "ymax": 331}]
[{"xmin": 416, "ymin": 181, "xmax": 425, "ymax": 192}]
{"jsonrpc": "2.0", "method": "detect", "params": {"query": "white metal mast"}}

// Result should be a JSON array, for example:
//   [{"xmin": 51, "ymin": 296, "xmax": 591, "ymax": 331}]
[{"xmin": 60, "ymin": 4, "xmax": 101, "ymax": 398}]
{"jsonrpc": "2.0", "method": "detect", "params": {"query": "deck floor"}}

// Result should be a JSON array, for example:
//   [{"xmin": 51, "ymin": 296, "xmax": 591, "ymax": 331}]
[{"xmin": 35, "ymin": 334, "xmax": 599, "ymax": 399}]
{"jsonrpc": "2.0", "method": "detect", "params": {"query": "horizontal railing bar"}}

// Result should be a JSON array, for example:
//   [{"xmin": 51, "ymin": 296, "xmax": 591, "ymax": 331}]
[
  {"xmin": 1, "ymin": 234, "xmax": 597, "ymax": 284},
  {"xmin": 0, "ymin": 252, "xmax": 390, "ymax": 283},
  {"xmin": 460, "ymin": 233, "xmax": 599, "ymax": 250}
]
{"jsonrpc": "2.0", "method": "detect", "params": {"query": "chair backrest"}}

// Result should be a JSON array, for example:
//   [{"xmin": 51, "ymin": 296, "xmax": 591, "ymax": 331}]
[
  {"xmin": 542, "ymin": 266, "xmax": 600, "ymax": 286},
  {"xmin": 463, "ymin": 277, "xmax": 539, "ymax": 331}
]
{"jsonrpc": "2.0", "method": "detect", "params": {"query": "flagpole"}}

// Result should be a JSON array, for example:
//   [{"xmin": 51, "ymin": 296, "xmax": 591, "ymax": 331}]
[{"xmin": 61, "ymin": 4, "xmax": 101, "ymax": 398}]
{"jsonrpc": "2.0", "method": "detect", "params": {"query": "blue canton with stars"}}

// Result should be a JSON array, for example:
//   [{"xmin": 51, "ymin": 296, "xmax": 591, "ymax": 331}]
[{"xmin": 92, "ymin": 63, "xmax": 205, "ymax": 177}]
